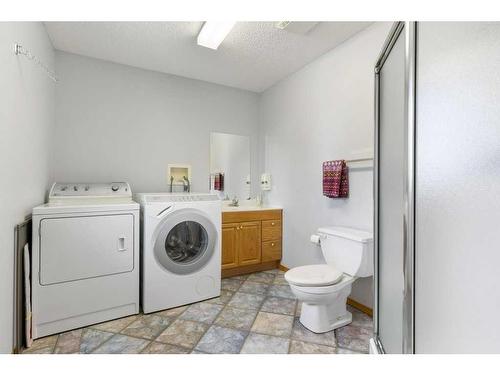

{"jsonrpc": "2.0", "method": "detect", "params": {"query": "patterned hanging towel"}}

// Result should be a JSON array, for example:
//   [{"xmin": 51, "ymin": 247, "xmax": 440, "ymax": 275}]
[
  {"xmin": 219, "ymin": 173, "xmax": 224, "ymax": 191},
  {"xmin": 214, "ymin": 173, "xmax": 224, "ymax": 191},
  {"xmin": 323, "ymin": 160, "xmax": 349, "ymax": 198}
]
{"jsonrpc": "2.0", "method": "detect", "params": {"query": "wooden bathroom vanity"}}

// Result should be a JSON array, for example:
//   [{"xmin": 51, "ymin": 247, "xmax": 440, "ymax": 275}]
[{"xmin": 221, "ymin": 208, "xmax": 283, "ymax": 278}]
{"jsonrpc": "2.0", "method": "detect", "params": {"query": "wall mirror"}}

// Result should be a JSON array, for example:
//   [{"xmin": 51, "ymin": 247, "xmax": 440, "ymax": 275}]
[{"xmin": 210, "ymin": 132, "xmax": 251, "ymax": 200}]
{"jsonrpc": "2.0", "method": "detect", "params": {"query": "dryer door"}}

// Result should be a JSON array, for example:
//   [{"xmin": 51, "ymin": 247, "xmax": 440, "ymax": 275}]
[
  {"xmin": 153, "ymin": 209, "xmax": 217, "ymax": 275},
  {"xmin": 39, "ymin": 214, "xmax": 134, "ymax": 285}
]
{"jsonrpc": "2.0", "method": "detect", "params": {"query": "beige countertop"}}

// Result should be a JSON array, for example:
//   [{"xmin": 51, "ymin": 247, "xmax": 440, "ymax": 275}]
[{"xmin": 222, "ymin": 205, "xmax": 282, "ymax": 212}]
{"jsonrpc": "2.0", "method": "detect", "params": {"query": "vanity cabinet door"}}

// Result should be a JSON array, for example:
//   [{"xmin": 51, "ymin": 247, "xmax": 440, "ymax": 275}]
[
  {"xmin": 238, "ymin": 221, "xmax": 262, "ymax": 266},
  {"xmin": 221, "ymin": 223, "xmax": 239, "ymax": 270}
]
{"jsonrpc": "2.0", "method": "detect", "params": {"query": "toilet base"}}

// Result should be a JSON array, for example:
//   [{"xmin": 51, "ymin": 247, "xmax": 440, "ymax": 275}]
[
  {"xmin": 295, "ymin": 282, "xmax": 353, "ymax": 333},
  {"xmin": 300, "ymin": 303, "xmax": 352, "ymax": 333}
]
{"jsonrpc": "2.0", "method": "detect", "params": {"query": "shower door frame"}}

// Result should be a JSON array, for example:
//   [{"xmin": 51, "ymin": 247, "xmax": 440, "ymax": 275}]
[{"xmin": 373, "ymin": 21, "xmax": 417, "ymax": 354}]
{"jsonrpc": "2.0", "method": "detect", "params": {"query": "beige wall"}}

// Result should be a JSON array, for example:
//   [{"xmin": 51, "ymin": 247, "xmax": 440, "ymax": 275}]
[
  {"xmin": 0, "ymin": 22, "xmax": 55, "ymax": 353},
  {"xmin": 53, "ymin": 51, "xmax": 261, "ymax": 195},
  {"xmin": 259, "ymin": 23, "xmax": 393, "ymax": 308}
]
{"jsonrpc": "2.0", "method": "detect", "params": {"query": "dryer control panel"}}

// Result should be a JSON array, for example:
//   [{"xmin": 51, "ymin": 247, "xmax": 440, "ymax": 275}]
[{"xmin": 49, "ymin": 182, "xmax": 132, "ymax": 202}]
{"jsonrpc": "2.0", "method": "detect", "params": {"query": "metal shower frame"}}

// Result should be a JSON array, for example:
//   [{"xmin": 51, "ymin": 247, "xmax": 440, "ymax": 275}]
[{"xmin": 373, "ymin": 21, "xmax": 417, "ymax": 354}]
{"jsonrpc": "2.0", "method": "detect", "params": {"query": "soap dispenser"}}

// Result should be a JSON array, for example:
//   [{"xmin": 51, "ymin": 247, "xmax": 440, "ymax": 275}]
[{"xmin": 260, "ymin": 173, "xmax": 272, "ymax": 191}]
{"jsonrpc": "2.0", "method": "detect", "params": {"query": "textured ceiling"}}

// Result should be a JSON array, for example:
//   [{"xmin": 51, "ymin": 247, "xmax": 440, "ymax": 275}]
[{"xmin": 45, "ymin": 22, "xmax": 372, "ymax": 92}]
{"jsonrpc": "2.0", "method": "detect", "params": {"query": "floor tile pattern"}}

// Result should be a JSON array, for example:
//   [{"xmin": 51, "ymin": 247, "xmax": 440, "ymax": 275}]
[{"xmin": 22, "ymin": 269, "xmax": 372, "ymax": 354}]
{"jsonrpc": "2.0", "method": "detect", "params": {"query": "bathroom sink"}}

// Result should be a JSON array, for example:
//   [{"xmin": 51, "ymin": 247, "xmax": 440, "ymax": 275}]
[{"xmin": 221, "ymin": 198, "xmax": 281, "ymax": 212}]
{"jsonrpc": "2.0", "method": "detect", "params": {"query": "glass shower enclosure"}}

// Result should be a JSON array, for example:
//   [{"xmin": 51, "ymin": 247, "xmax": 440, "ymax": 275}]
[{"xmin": 372, "ymin": 21, "xmax": 500, "ymax": 354}]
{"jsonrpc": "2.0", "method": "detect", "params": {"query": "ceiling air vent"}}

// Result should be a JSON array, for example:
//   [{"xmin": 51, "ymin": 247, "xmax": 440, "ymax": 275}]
[
  {"xmin": 275, "ymin": 21, "xmax": 291, "ymax": 30},
  {"xmin": 274, "ymin": 21, "xmax": 319, "ymax": 35}
]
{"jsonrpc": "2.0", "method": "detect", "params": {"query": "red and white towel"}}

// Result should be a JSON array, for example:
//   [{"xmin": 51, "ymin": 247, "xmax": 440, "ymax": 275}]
[
  {"xmin": 323, "ymin": 160, "xmax": 349, "ymax": 198},
  {"xmin": 214, "ymin": 173, "xmax": 224, "ymax": 191}
]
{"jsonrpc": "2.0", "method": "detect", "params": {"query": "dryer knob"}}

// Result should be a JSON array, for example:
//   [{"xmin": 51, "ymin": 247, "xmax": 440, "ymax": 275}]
[{"xmin": 111, "ymin": 185, "xmax": 119, "ymax": 192}]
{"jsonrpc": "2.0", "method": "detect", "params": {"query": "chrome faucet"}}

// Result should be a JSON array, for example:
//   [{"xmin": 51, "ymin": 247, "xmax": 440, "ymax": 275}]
[
  {"xmin": 256, "ymin": 192, "xmax": 264, "ymax": 207},
  {"xmin": 182, "ymin": 176, "xmax": 190, "ymax": 193},
  {"xmin": 229, "ymin": 196, "xmax": 239, "ymax": 207}
]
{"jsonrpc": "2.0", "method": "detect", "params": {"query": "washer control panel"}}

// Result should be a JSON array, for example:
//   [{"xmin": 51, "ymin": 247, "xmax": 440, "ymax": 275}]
[{"xmin": 49, "ymin": 182, "xmax": 132, "ymax": 201}]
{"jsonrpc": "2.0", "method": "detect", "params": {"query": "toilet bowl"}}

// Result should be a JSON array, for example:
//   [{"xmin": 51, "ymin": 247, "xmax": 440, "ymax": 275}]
[{"xmin": 285, "ymin": 227, "xmax": 373, "ymax": 333}]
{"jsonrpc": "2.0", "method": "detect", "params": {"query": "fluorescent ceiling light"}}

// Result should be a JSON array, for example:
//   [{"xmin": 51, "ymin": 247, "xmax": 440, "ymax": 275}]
[{"xmin": 197, "ymin": 21, "xmax": 236, "ymax": 50}]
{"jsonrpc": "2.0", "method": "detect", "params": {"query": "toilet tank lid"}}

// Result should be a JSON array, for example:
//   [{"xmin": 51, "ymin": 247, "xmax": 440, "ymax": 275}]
[{"xmin": 317, "ymin": 226, "xmax": 373, "ymax": 243}]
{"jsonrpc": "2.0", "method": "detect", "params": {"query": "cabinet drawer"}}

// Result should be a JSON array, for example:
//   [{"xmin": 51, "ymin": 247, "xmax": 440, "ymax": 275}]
[
  {"xmin": 262, "ymin": 239, "xmax": 282, "ymax": 262},
  {"xmin": 262, "ymin": 219, "xmax": 282, "ymax": 241},
  {"xmin": 222, "ymin": 209, "xmax": 281, "ymax": 224}
]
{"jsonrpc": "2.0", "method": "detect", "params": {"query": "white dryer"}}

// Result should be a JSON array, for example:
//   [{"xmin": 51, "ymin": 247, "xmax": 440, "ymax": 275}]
[
  {"xmin": 32, "ymin": 182, "xmax": 139, "ymax": 338},
  {"xmin": 135, "ymin": 193, "xmax": 221, "ymax": 313}
]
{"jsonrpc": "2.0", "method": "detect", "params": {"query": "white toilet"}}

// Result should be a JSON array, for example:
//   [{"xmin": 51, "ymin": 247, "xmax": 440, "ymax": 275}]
[{"xmin": 285, "ymin": 226, "xmax": 373, "ymax": 333}]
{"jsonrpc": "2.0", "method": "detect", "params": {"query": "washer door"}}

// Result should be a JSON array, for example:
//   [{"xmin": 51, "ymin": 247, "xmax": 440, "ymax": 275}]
[{"xmin": 153, "ymin": 208, "xmax": 216, "ymax": 275}]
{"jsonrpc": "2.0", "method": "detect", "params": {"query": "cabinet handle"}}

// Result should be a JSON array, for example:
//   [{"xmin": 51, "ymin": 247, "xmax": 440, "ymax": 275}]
[
  {"xmin": 271, "ymin": 242, "xmax": 275, "ymax": 247},
  {"xmin": 271, "ymin": 222, "xmax": 275, "ymax": 226}
]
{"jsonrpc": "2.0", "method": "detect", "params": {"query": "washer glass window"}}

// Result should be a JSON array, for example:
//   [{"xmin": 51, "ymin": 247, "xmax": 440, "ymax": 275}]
[
  {"xmin": 165, "ymin": 221, "xmax": 208, "ymax": 264},
  {"xmin": 153, "ymin": 209, "xmax": 217, "ymax": 275}
]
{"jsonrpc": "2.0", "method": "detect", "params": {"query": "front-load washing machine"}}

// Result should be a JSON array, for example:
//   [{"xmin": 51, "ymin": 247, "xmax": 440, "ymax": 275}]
[
  {"xmin": 32, "ymin": 182, "xmax": 139, "ymax": 338},
  {"xmin": 135, "ymin": 193, "xmax": 221, "ymax": 313}
]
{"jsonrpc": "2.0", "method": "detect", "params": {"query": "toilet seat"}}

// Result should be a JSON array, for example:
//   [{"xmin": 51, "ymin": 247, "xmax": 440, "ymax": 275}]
[
  {"xmin": 290, "ymin": 274, "xmax": 355, "ymax": 295},
  {"xmin": 285, "ymin": 264, "xmax": 343, "ymax": 287}
]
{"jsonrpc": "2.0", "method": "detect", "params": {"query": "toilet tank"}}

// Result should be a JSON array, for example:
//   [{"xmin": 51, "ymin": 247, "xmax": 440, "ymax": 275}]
[{"xmin": 317, "ymin": 226, "xmax": 373, "ymax": 277}]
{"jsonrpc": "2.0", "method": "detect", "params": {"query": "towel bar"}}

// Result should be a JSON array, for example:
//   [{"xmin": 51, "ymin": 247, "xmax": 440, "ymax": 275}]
[{"xmin": 346, "ymin": 157, "xmax": 373, "ymax": 163}]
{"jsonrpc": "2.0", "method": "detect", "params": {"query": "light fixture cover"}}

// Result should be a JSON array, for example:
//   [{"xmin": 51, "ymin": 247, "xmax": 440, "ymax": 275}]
[{"xmin": 197, "ymin": 21, "xmax": 236, "ymax": 50}]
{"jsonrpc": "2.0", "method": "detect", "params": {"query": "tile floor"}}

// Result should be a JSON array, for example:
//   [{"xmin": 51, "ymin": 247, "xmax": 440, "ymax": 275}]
[{"xmin": 22, "ymin": 269, "xmax": 373, "ymax": 354}]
